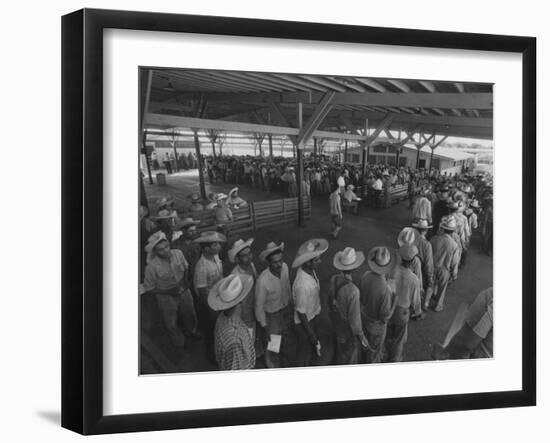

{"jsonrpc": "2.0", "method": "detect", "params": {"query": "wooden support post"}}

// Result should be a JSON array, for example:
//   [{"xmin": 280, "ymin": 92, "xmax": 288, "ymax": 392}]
[
  {"xmin": 192, "ymin": 129, "xmax": 207, "ymax": 200},
  {"xmin": 416, "ymin": 145, "xmax": 422, "ymax": 170},
  {"xmin": 268, "ymin": 134, "xmax": 273, "ymax": 158},
  {"xmin": 429, "ymin": 147, "xmax": 435, "ymax": 171},
  {"xmin": 297, "ymin": 102, "xmax": 304, "ymax": 227},
  {"xmin": 142, "ymin": 131, "xmax": 153, "ymax": 185},
  {"xmin": 344, "ymin": 139, "xmax": 348, "ymax": 163},
  {"xmin": 140, "ymin": 70, "xmax": 153, "ymax": 185},
  {"xmin": 313, "ymin": 137, "xmax": 317, "ymax": 160},
  {"xmin": 395, "ymin": 144, "xmax": 400, "ymax": 167},
  {"xmin": 172, "ymin": 132, "xmax": 179, "ymax": 172}
]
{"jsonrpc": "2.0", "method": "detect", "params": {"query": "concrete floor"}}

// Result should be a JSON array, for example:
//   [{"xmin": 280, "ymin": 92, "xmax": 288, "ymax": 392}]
[{"xmin": 140, "ymin": 168, "xmax": 493, "ymax": 373}]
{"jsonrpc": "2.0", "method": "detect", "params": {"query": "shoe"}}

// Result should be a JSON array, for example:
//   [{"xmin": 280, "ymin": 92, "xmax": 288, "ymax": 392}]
[{"xmin": 434, "ymin": 305, "xmax": 444, "ymax": 312}]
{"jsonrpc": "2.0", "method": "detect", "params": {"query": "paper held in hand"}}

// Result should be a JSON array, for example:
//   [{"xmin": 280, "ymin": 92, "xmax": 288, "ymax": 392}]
[{"xmin": 267, "ymin": 334, "xmax": 282, "ymax": 353}]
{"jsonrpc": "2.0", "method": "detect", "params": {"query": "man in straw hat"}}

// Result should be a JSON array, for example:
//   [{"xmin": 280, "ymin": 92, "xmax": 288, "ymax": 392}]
[
  {"xmin": 412, "ymin": 187, "xmax": 432, "ymax": 226},
  {"xmin": 292, "ymin": 239, "xmax": 329, "ymax": 366},
  {"xmin": 359, "ymin": 246, "xmax": 398, "ymax": 363},
  {"xmin": 226, "ymin": 187, "xmax": 248, "ymax": 209},
  {"xmin": 427, "ymin": 216, "xmax": 460, "ymax": 312},
  {"xmin": 228, "ymin": 238, "xmax": 258, "ymax": 351},
  {"xmin": 209, "ymin": 274, "xmax": 256, "ymax": 370},
  {"xmin": 214, "ymin": 193, "xmax": 233, "ymax": 234},
  {"xmin": 255, "ymin": 241, "xmax": 293, "ymax": 368},
  {"xmin": 188, "ymin": 193, "xmax": 204, "ymax": 213},
  {"xmin": 411, "ymin": 218, "xmax": 434, "ymax": 308},
  {"xmin": 329, "ymin": 183, "xmax": 343, "ymax": 239},
  {"xmin": 193, "ymin": 231, "xmax": 227, "ymax": 360},
  {"xmin": 142, "ymin": 231, "xmax": 201, "ymax": 347},
  {"xmin": 329, "ymin": 247, "xmax": 370, "ymax": 364},
  {"xmin": 343, "ymin": 184, "xmax": 360, "ymax": 215},
  {"xmin": 395, "ymin": 227, "xmax": 424, "ymax": 291},
  {"xmin": 386, "ymin": 244, "xmax": 424, "ymax": 362}
]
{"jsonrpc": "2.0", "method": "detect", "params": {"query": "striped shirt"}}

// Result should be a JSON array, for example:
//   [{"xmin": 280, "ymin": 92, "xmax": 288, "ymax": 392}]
[
  {"xmin": 231, "ymin": 264, "xmax": 258, "ymax": 328},
  {"xmin": 214, "ymin": 313, "xmax": 256, "ymax": 370}
]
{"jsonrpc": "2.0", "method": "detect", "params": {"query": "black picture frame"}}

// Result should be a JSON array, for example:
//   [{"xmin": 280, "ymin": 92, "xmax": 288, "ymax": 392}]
[{"xmin": 61, "ymin": 8, "xmax": 536, "ymax": 435}]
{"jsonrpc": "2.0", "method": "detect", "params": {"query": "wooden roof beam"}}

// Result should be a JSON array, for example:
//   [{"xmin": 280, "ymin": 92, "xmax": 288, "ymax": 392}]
[
  {"xmin": 419, "ymin": 80, "xmax": 437, "ymax": 93},
  {"xmin": 354, "ymin": 78, "xmax": 387, "ymax": 92},
  {"xmin": 387, "ymin": 79, "xmax": 411, "ymax": 93}
]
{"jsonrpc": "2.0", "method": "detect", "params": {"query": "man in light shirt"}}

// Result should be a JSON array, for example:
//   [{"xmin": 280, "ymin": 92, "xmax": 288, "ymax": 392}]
[
  {"xmin": 412, "ymin": 187, "xmax": 432, "ymax": 225},
  {"xmin": 329, "ymin": 184, "xmax": 343, "ymax": 239},
  {"xmin": 292, "ymin": 239, "xmax": 329, "ymax": 366},
  {"xmin": 255, "ymin": 241, "xmax": 293, "ymax": 368}
]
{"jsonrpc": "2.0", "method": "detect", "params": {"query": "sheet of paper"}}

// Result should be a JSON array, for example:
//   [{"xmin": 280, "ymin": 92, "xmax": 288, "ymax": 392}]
[{"xmin": 267, "ymin": 334, "xmax": 282, "ymax": 353}]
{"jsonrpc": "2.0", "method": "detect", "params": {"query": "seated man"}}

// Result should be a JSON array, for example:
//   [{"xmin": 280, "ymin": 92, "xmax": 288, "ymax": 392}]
[
  {"xmin": 343, "ymin": 184, "xmax": 361, "ymax": 214},
  {"xmin": 226, "ymin": 187, "xmax": 248, "ymax": 209},
  {"xmin": 214, "ymin": 193, "xmax": 233, "ymax": 235}
]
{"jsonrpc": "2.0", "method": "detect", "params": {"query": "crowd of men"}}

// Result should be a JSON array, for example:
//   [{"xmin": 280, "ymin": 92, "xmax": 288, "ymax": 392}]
[{"xmin": 139, "ymin": 163, "xmax": 493, "ymax": 369}]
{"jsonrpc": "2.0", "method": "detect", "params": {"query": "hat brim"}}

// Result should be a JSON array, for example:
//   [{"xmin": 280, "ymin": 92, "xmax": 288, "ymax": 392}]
[
  {"xmin": 440, "ymin": 223, "xmax": 457, "ymax": 231},
  {"xmin": 367, "ymin": 248, "xmax": 397, "ymax": 275},
  {"xmin": 228, "ymin": 238, "xmax": 254, "ymax": 263},
  {"xmin": 333, "ymin": 251, "xmax": 365, "ymax": 271},
  {"xmin": 175, "ymin": 219, "xmax": 200, "ymax": 229},
  {"xmin": 194, "ymin": 232, "xmax": 227, "ymax": 243},
  {"xmin": 412, "ymin": 222, "xmax": 433, "ymax": 230},
  {"xmin": 259, "ymin": 242, "xmax": 285, "ymax": 262},
  {"xmin": 291, "ymin": 239, "xmax": 329, "ymax": 268},
  {"xmin": 207, "ymin": 275, "xmax": 254, "ymax": 311}
]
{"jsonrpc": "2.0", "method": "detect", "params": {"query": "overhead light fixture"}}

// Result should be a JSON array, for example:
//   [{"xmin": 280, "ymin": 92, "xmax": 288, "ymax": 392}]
[{"xmin": 163, "ymin": 81, "xmax": 176, "ymax": 92}]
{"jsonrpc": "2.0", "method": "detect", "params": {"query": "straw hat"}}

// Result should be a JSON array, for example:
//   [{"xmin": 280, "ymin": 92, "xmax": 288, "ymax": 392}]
[
  {"xmin": 190, "ymin": 193, "xmax": 201, "ymax": 203},
  {"xmin": 215, "ymin": 193, "xmax": 228, "ymax": 201},
  {"xmin": 346, "ymin": 184, "xmax": 355, "ymax": 191},
  {"xmin": 259, "ymin": 241, "xmax": 285, "ymax": 262},
  {"xmin": 193, "ymin": 230, "xmax": 227, "ymax": 243},
  {"xmin": 367, "ymin": 246, "xmax": 396, "ymax": 275},
  {"xmin": 470, "ymin": 199, "xmax": 480, "ymax": 209},
  {"xmin": 397, "ymin": 227, "xmax": 417, "ymax": 247},
  {"xmin": 440, "ymin": 215, "xmax": 457, "ymax": 231},
  {"xmin": 144, "ymin": 231, "xmax": 168, "ymax": 263},
  {"xmin": 291, "ymin": 239, "xmax": 329, "ymax": 268},
  {"xmin": 412, "ymin": 219, "xmax": 433, "ymax": 230},
  {"xmin": 333, "ymin": 247, "xmax": 365, "ymax": 271},
  {"xmin": 398, "ymin": 244, "xmax": 418, "ymax": 262},
  {"xmin": 152, "ymin": 209, "xmax": 176, "ymax": 221},
  {"xmin": 208, "ymin": 274, "xmax": 254, "ymax": 312},
  {"xmin": 157, "ymin": 196, "xmax": 174, "ymax": 208},
  {"xmin": 175, "ymin": 217, "xmax": 200, "ymax": 229},
  {"xmin": 228, "ymin": 238, "xmax": 254, "ymax": 263},
  {"xmin": 229, "ymin": 187, "xmax": 239, "ymax": 197}
]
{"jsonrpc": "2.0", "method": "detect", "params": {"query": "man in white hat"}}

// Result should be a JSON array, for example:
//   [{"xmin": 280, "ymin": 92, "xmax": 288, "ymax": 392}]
[
  {"xmin": 142, "ymin": 232, "xmax": 200, "ymax": 347},
  {"xmin": 209, "ymin": 274, "xmax": 256, "ymax": 370},
  {"xmin": 329, "ymin": 184, "xmax": 343, "ymax": 239},
  {"xmin": 255, "ymin": 241, "xmax": 293, "ymax": 368},
  {"xmin": 226, "ymin": 187, "xmax": 248, "ymax": 209},
  {"xmin": 359, "ymin": 246, "xmax": 398, "ymax": 363},
  {"xmin": 228, "ymin": 238, "xmax": 258, "ymax": 349},
  {"xmin": 214, "ymin": 193, "xmax": 233, "ymax": 234},
  {"xmin": 386, "ymin": 244, "xmax": 424, "ymax": 362},
  {"xmin": 292, "ymin": 239, "xmax": 329, "ymax": 366},
  {"xmin": 395, "ymin": 227, "xmax": 424, "ymax": 290},
  {"xmin": 329, "ymin": 247, "xmax": 370, "ymax": 364},
  {"xmin": 428, "ymin": 216, "xmax": 460, "ymax": 312},
  {"xmin": 411, "ymin": 219, "xmax": 435, "ymax": 308},
  {"xmin": 193, "ymin": 231, "xmax": 227, "ymax": 360},
  {"xmin": 412, "ymin": 187, "xmax": 432, "ymax": 225},
  {"xmin": 343, "ymin": 184, "xmax": 360, "ymax": 215}
]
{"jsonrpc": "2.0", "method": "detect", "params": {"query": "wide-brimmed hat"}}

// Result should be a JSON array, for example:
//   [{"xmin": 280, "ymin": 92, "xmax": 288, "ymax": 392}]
[
  {"xmin": 346, "ymin": 184, "xmax": 355, "ymax": 190},
  {"xmin": 144, "ymin": 231, "xmax": 168, "ymax": 263},
  {"xmin": 193, "ymin": 230, "xmax": 227, "ymax": 243},
  {"xmin": 152, "ymin": 209, "xmax": 176, "ymax": 221},
  {"xmin": 447, "ymin": 201, "xmax": 459, "ymax": 210},
  {"xmin": 208, "ymin": 274, "xmax": 254, "ymax": 312},
  {"xmin": 189, "ymin": 193, "xmax": 201, "ymax": 203},
  {"xmin": 215, "ymin": 193, "xmax": 228, "ymax": 201},
  {"xmin": 157, "ymin": 196, "xmax": 174, "ymax": 208},
  {"xmin": 412, "ymin": 218, "xmax": 433, "ymax": 230},
  {"xmin": 228, "ymin": 238, "xmax": 254, "ymax": 263},
  {"xmin": 440, "ymin": 215, "xmax": 457, "ymax": 231},
  {"xmin": 175, "ymin": 217, "xmax": 200, "ymax": 229},
  {"xmin": 398, "ymin": 244, "xmax": 418, "ymax": 262},
  {"xmin": 229, "ymin": 187, "xmax": 239, "ymax": 197},
  {"xmin": 259, "ymin": 241, "xmax": 285, "ymax": 262},
  {"xmin": 397, "ymin": 227, "xmax": 417, "ymax": 247},
  {"xmin": 470, "ymin": 199, "xmax": 480, "ymax": 209},
  {"xmin": 292, "ymin": 238, "xmax": 329, "ymax": 268},
  {"xmin": 333, "ymin": 247, "xmax": 365, "ymax": 271},
  {"xmin": 367, "ymin": 246, "xmax": 397, "ymax": 275}
]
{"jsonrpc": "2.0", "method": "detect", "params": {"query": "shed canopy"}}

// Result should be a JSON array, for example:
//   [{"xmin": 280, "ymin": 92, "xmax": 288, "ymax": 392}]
[{"xmin": 142, "ymin": 68, "xmax": 493, "ymax": 142}]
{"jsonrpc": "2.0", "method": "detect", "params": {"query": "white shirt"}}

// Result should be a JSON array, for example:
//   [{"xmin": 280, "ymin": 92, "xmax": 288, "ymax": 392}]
[{"xmin": 293, "ymin": 268, "xmax": 321, "ymax": 324}]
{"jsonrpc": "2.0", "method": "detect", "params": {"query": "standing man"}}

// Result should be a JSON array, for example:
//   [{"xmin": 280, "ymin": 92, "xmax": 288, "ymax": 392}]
[
  {"xmin": 193, "ymin": 231, "xmax": 227, "ymax": 361},
  {"xmin": 171, "ymin": 217, "xmax": 201, "ymax": 288},
  {"xmin": 427, "ymin": 216, "xmax": 460, "ymax": 312},
  {"xmin": 431, "ymin": 186, "xmax": 449, "ymax": 238},
  {"xmin": 411, "ymin": 219, "xmax": 435, "ymax": 309},
  {"xmin": 228, "ymin": 238, "xmax": 258, "ymax": 354},
  {"xmin": 292, "ymin": 239, "xmax": 329, "ymax": 366},
  {"xmin": 329, "ymin": 247, "xmax": 370, "ymax": 364},
  {"xmin": 359, "ymin": 246, "xmax": 397, "ymax": 363},
  {"xmin": 209, "ymin": 274, "xmax": 256, "ymax": 370},
  {"xmin": 386, "ymin": 244, "xmax": 423, "ymax": 362},
  {"xmin": 142, "ymin": 231, "xmax": 201, "ymax": 347},
  {"xmin": 256, "ymin": 241, "xmax": 293, "ymax": 368},
  {"xmin": 412, "ymin": 187, "xmax": 432, "ymax": 225},
  {"xmin": 329, "ymin": 184, "xmax": 343, "ymax": 239}
]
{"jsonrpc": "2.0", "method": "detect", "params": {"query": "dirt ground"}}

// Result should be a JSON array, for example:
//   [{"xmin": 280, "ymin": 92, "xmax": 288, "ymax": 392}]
[{"xmin": 140, "ymin": 168, "xmax": 493, "ymax": 374}]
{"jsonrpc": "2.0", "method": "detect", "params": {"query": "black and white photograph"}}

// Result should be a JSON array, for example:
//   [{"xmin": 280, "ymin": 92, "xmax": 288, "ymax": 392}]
[{"xmin": 138, "ymin": 68, "xmax": 494, "ymax": 374}]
